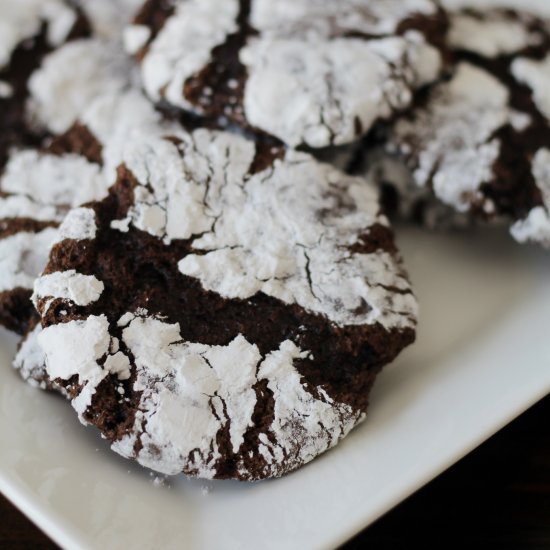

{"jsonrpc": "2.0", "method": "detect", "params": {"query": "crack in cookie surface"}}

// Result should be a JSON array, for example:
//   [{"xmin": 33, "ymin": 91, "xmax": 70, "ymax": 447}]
[
  {"xmin": 128, "ymin": 0, "xmax": 445, "ymax": 147},
  {"xmin": 34, "ymin": 129, "xmax": 417, "ymax": 480}
]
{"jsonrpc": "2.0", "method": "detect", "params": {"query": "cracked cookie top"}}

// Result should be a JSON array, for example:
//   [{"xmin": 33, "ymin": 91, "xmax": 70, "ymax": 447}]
[
  {"xmin": 126, "ymin": 0, "xmax": 444, "ymax": 147},
  {"xmin": 0, "ymin": 0, "xmax": 90, "ymax": 168},
  {"xmin": 33, "ymin": 128, "xmax": 417, "ymax": 480},
  {"xmin": 366, "ymin": 4, "xmax": 550, "ymax": 247}
]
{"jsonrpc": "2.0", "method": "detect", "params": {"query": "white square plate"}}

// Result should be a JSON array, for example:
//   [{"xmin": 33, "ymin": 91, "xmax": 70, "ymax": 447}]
[{"xmin": 1, "ymin": 225, "xmax": 549, "ymax": 550}]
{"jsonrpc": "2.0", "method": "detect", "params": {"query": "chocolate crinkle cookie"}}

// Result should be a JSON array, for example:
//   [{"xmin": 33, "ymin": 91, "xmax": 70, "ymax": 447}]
[
  {"xmin": 32, "ymin": 128, "xmax": 418, "ymax": 480},
  {"xmin": 0, "ymin": 0, "xmax": 91, "ymax": 167},
  {"xmin": 359, "ymin": 1, "xmax": 550, "ymax": 246},
  {"xmin": 0, "ymin": 0, "xmax": 158, "ymax": 387},
  {"xmin": 125, "ymin": 0, "xmax": 446, "ymax": 147}
]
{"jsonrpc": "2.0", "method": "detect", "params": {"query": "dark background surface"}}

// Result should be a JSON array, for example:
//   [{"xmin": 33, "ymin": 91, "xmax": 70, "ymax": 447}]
[{"xmin": 1, "ymin": 396, "xmax": 549, "ymax": 550}]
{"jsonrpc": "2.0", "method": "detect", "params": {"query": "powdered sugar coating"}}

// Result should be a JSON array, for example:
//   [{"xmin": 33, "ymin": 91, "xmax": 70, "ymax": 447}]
[
  {"xmin": 0, "ymin": 0, "xmax": 77, "ymax": 69},
  {"xmin": 381, "ymin": 27, "xmax": 550, "ymax": 246},
  {"xmin": 379, "ymin": 0, "xmax": 550, "ymax": 246},
  {"xmin": 40, "ymin": 310, "xmax": 361, "ymax": 479},
  {"xmin": 3, "ymin": 49, "xmax": 162, "ymax": 235},
  {"xmin": 123, "ymin": 25, "xmax": 151, "ymax": 54},
  {"xmin": 32, "ymin": 270, "xmax": 104, "ymax": 312},
  {"xmin": 0, "ymin": 229, "xmax": 58, "ymax": 293},
  {"xmin": 138, "ymin": 0, "xmax": 239, "ymax": 108},
  {"xmin": 0, "ymin": 146, "xmax": 107, "ymax": 305},
  {"xmin": 249, "ymin": 0, "xmax": 436, "ymax": 36},
  {"xmin": 13, "ymin": 324, "xmax": 59, "ymax": 391},
  {"xmin": 0, "ymin": 195, "xmax": 59, "ymax": 222},
  {"xmin": 26, "ymin": 0, "xmax": 154, "ymax": 140},
  {"xmin": 2, "ymin": 150, "xmax": 104, "ymax": 208},
  {"xmin": 112, "ymin": 129, "xmax": 417, "ymax": 328},
  {"xmin": 255, "ymin": 339, "xmax": 362, "ymax": 471},
  {"xmin": 81, "ymin": 89, "xmax": 165, "ymax": 184},
  {"xmin": 512, "ymin": 54, "xmax": 550, "ymax": 121},
  {"xmin": 388, "ymin": 63, "xmax": 510, "ymax": 213},
  {"xmin": 34, "ymin": 124, "xmax": 416, "ymax": 479},
  {"xmin": 123, "ymin": 319, "xmax": 359, "ymax": 479},
  {"xmin": 103, "ymin": 352, "xmax": 132, "ymax": 381},
  {"xmin": 133, "ymin": 0, "xmax": 442, "ymax": 147},
  {"xmin": 0, "ymin": 132, "xmax": 119, "ymax": 333},
  {"xmin": 241, "ymin": 31, "xmax": 441, "ymax": 147},
  {"xmin": 14, "ymin": 325, "xmax": 44, "ymax": 386},
  {"xmin": 56, "ymin": 208, "xmax": 98, "ymax": 242},
  {"xmin": 28, "ymin": 38, "xmax": 133, "ymax": 134},
  {"xmin": 38, "ymin": 315, "xmax": 112, "ymax": 415},
  {"xmin": 448, "ymin": 11, "xmax": 544, "ymax": 58}
]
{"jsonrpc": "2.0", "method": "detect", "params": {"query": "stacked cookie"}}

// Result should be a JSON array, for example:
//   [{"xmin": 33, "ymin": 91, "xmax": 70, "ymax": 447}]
[{"xmin": 0, "ymin": 0, "xmax": 548, "ymax": 481}]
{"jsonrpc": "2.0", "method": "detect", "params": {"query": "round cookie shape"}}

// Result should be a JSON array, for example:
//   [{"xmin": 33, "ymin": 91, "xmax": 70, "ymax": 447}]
[
  {"xmin": 34, "ymin": 128, "xmax": 418, "ymax": 480},
  {"xmin": 127, "ymin": 0, "xmax": 444, "ymax": 147},
  {"xmin": 363, "ymin": 4, "xmax": 550, "ymax": 246}
]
